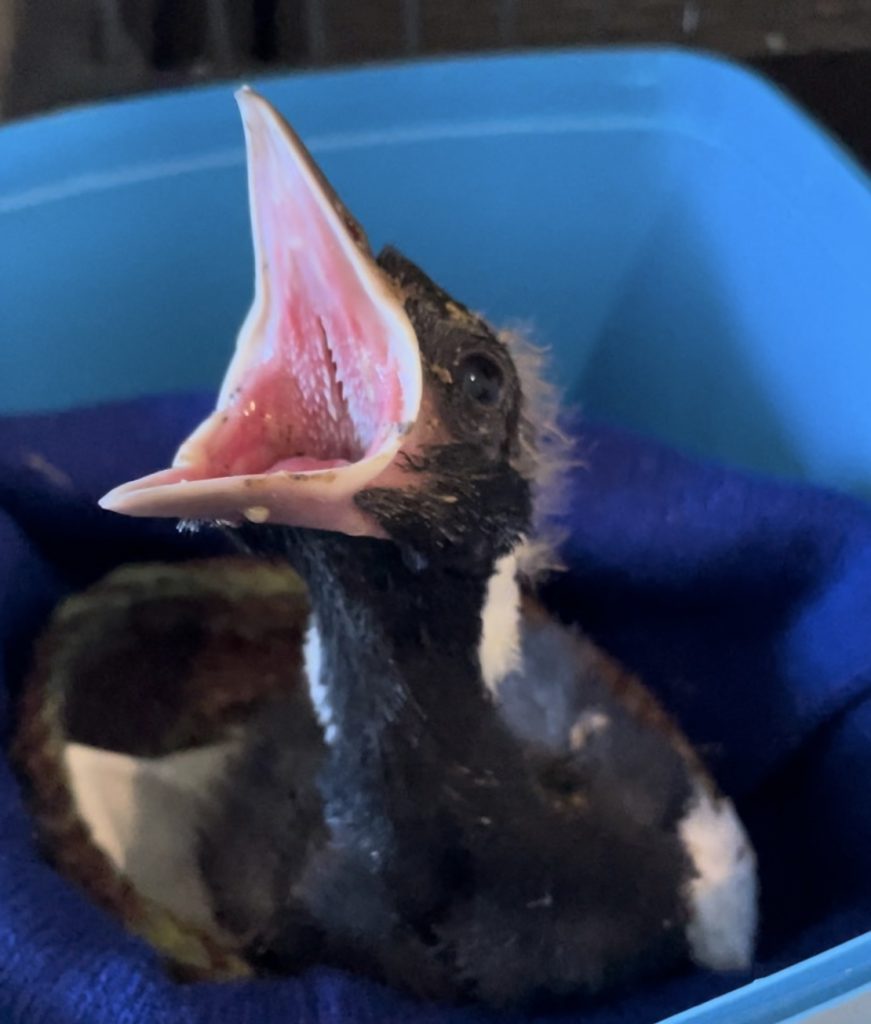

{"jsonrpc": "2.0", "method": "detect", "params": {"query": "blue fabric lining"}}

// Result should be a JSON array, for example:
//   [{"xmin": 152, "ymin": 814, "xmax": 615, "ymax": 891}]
[{"xmin": 1, "ymin": 395, "xmax": 869, "ymax": 1024}]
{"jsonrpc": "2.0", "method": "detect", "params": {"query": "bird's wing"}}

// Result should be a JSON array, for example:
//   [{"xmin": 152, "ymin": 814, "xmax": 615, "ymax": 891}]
[{"xmin": 497, "ymin": 602, "xmax": 758, "ymax": 970}]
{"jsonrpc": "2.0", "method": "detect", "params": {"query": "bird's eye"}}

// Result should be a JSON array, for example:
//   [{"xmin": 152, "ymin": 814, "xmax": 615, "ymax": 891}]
[{"xmin": 457, "ymin": 354, "xmax": 504, "ymax": 407}]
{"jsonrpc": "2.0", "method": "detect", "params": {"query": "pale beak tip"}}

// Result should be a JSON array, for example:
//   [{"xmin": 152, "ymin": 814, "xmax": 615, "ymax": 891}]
[
  {"xmin": 99, "ymin": 478, "xmax": 156, "ymax": 517},
  {"xmin": 98, "ymin": 486, "xmax": 126, "ymax": 514},
  {"xmin": 234, "ymin": 85, "xmax": 269, "ymax": 125}
]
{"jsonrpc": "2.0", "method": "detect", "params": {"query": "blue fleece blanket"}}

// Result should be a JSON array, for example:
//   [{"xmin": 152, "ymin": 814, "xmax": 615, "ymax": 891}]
[{"xmin": 1, "ymin": 394, "xmax": 870, "ymax": 1024}]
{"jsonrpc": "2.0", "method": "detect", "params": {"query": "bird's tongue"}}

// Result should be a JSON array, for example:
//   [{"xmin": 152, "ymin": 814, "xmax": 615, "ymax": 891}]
[{"xmin": 100, "ymin": 89, "xmax": 421, "ymax": 533}]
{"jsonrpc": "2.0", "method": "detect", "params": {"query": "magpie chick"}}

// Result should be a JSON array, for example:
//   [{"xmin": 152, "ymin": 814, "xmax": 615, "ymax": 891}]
[{"xmin": 100, "ymin": 89, "xmax": 758, "ymax": 1008}]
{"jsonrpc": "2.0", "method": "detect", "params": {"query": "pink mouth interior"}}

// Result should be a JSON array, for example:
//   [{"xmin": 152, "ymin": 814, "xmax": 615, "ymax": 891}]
[{"xmin": 190, "ymin": 118, "xmax": 405, "ymax": 480}]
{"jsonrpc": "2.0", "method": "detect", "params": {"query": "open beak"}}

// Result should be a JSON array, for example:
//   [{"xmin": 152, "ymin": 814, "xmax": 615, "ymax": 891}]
[{"xmin": 100, "ymin": 88, "xmax": 421, "ymax": 534}]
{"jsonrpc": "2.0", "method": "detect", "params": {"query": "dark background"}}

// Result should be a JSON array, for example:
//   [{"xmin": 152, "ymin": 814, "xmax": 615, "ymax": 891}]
[{"xmin": 1, "ymin": 1, "xmax": 870, "ymax": 166}]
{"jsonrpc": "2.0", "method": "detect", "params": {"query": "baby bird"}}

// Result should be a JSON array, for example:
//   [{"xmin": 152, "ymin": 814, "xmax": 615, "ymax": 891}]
[{"xmin": 99, "ymin": 88, "xmax": 758, "ymax": 1007}]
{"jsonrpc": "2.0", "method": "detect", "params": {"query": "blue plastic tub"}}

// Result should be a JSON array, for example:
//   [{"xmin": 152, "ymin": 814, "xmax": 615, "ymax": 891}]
[{"xmin": 2, "ymin": 47, "xmax": 871, "ymax": 1024}]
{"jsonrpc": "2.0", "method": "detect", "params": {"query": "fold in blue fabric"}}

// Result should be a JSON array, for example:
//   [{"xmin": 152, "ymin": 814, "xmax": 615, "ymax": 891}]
[{"xmin": 1, "ymin": 394, "xmax": 870, "ymax": 1024}]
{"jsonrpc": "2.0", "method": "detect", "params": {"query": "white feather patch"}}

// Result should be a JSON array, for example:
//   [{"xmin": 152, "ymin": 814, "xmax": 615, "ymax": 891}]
[
  {"xmin": 679, "ymin": 786, "xmax": 758, "ymax": 971},
  {"xmin": 304, "ymin": 616, "xmax": 337, "ymax": 743},
  {"xmin": 479, "ymin": 553, "xmax": 522, "ymax": 693}
]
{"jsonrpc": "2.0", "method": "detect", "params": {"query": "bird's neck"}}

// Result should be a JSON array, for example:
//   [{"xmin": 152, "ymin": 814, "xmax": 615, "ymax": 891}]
[
  {"xmin": 296, "ymin": 532, "xmax": 515, "ymax": 759},
  {"xmin": 287, "ymin": 530, "xmax": 560, "ymax": 917}
]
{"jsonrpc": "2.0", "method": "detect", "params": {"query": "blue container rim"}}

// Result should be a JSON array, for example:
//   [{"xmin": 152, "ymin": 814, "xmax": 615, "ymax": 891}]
[
  {"xmin": 1, "ymin": 45, "xmax": 867, "ymax": 173},
  {"xmin": 2, "ymin": 45, "xmax": 870, "ymax": 1024},
  {"xmin": 663, "ymin": 929, "xmax": 871, "ymax": 1023}
]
